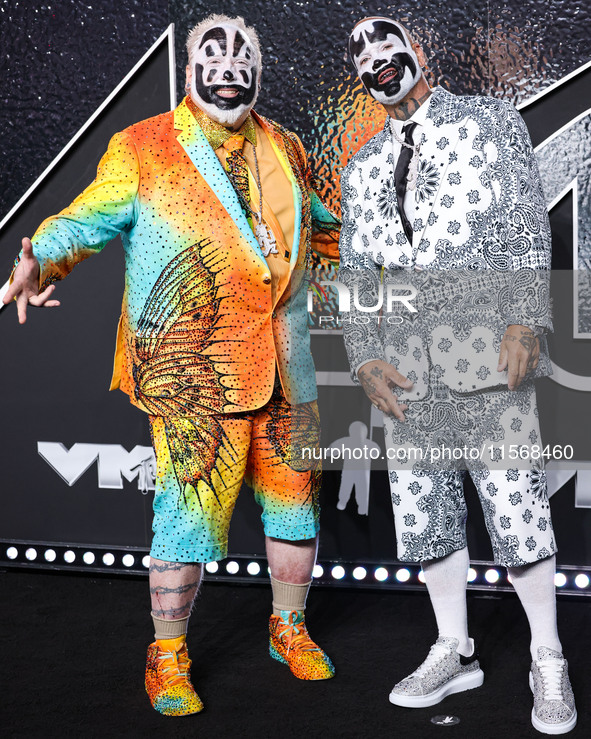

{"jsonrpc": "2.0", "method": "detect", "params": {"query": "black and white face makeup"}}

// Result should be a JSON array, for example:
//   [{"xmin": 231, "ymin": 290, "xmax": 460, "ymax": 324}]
[
  {"xmin": 189, "ymin": 23, "xmax": 260, "ymax": 127},
  {"xmin": 349, "ymin": 19, "xmax": 422, "ymax": 106}
]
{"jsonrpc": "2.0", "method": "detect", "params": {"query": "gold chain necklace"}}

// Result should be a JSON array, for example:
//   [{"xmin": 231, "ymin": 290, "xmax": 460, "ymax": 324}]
[{"xmin": 227, "ymin": 143, "xmax": 278, "ymax": 258}]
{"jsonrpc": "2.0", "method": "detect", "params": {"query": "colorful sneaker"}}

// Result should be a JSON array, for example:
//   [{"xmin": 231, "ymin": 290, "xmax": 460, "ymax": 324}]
[
  {"xmin": 529, "ymin": 647, "xmax": 577, "ymax": 735},
  {"xmin": 389, "ymin": 637, "xmax": 484, "ymax": 708},
  {"xmin": 145, "ymin": 635, "xmax": 204, "ymax": 716},
  {"xmin": 269, "ymin": 609, "xmax": 335, "ymax": 680}
]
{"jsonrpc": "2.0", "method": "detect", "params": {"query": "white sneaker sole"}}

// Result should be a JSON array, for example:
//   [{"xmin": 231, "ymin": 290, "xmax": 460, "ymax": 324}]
[
  {"xmin": 529, "ymin": 672, "xmax": 578, "ymax": 735},
  {"xmin": 389, "ymin": 668, "xmax": 484, "ymax": 708}
]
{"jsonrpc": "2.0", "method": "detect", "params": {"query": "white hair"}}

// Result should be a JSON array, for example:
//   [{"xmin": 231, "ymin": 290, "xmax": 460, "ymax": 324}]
[{"xmin": 186, "ymin": 14, "xmax": 262, "ymax": 69}]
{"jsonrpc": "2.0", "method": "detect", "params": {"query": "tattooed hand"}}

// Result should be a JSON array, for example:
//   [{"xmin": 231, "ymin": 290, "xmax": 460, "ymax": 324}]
[
  {"xmin": 358, "ymin": 359, "xmax": 413, "ymax": 422},
  {"xmin": 497, "ymin": 324, "xmax": 540, "ymax": 391}
]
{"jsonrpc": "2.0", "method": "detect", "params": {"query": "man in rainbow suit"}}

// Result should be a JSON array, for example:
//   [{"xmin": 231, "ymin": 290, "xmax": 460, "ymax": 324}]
[{"xmin": 4, "ymin": 14, "xmax": 339, "ymax": 716}]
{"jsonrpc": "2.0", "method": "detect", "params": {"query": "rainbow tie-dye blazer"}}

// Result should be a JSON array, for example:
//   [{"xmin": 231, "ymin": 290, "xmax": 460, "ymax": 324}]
[{"xmin": 29, "ymin": 97, "xmax": 340, "ymax": 416}]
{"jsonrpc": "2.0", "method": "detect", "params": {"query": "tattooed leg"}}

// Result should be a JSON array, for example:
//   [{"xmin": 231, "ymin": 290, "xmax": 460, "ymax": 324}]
[{"xmin": 149, "ymin": 558, "xmax": 203, "ymax": 619}]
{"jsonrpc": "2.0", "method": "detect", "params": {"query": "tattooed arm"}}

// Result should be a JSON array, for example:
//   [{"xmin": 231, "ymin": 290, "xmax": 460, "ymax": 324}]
[{"xmin": 4, "ymin": 130, "xmax": 139, "ymax": 324}]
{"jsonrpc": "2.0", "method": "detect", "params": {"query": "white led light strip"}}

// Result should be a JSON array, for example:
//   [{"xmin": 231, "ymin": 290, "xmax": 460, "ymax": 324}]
[{"xmin": 2, "ymin": 542, "xmax": 590, "ymax": 596}]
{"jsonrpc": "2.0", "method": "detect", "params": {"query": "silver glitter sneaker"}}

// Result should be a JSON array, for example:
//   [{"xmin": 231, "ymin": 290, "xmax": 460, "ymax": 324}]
[
  {"xmin": 389, "ymin": 636, "xmax": 484, "ymax": 708},
  {"xmin": 529, "ymin": 647, "xmax": 577, "ymax": 735}
]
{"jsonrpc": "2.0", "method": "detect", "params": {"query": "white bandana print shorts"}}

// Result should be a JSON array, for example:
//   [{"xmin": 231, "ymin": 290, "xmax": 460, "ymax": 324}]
[{"xmin": 384, "ymin": 380, "xmax": 556, "ymax": 566}]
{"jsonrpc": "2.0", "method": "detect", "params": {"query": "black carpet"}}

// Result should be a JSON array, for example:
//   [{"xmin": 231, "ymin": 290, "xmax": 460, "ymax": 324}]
[{"xmin": 2, "ymin": 569, "xmax": 589, "ymax": 738}]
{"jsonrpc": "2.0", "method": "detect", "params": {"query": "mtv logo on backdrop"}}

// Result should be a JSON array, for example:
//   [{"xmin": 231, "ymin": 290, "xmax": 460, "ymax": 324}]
[{"xmin": 37, "ymin": 442, "xmax": 156, "ymax": 494}]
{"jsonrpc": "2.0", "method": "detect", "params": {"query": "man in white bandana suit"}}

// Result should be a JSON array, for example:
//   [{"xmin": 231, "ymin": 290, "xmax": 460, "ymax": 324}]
[{"xmin": 339, "ymin": 16, "xmax": 577, "ymax": 735}]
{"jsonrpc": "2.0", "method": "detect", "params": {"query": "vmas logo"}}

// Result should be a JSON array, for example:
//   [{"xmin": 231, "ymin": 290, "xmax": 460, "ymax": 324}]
[{"xmin": 38, "ymin": 442, "xmax": 156, "ymax": 494}]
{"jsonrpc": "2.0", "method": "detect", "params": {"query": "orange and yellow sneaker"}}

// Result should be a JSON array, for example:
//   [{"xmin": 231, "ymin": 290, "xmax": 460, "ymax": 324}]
[
  {"xmin": 269, "ymin": 609, "xmax": 335, "ymax": 680},
  {"xmin": 145, "ymin": 635, "xmax": 204, "ymax": 716}
]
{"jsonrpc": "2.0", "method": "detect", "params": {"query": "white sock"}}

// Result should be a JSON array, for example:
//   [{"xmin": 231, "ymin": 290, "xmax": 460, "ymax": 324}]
[
  {"xmin": 421, "ymin": 547, "xmax": 471, "ymax": 656},
  {"xmin": 507, "ymin": 555, "xmax": 562, "ymax": 659},
  {"xmin": 270, "ymin": 576, "xmax": 311, "ymax": 617}
]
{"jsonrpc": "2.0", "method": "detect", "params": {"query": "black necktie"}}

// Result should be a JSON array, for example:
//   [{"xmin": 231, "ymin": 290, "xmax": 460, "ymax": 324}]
[{"xmin": 394, "ymin": 122, "xmax": 417, "ymax": 244}]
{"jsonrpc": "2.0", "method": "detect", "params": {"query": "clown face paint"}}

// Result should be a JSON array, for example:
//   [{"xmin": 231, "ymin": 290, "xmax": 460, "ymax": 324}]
[
  {"xmin": 190, "ymin": 23, "xmax": 260, "ymax": 128},
  {"xmin": 349, "ymin": 19, "xmax": 422, "ymax": 107}
]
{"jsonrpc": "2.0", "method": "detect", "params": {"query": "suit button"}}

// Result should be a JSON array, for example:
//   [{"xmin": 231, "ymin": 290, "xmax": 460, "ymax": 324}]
[{"xmin": 262, "ymin": 274, "xmax": 271, "ymax": 284}]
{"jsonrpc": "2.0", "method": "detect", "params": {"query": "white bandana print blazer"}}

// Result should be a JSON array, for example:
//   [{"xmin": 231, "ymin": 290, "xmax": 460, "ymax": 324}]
[{"xmin": 338, "ymin": 87, "xmax": 552, "ymax": 399}]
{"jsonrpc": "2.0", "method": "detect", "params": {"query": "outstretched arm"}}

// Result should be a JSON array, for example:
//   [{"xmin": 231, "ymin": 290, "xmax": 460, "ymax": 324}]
[{"xmin": 3, "ymin": 129, "xmax": 139, "ymax": 324}]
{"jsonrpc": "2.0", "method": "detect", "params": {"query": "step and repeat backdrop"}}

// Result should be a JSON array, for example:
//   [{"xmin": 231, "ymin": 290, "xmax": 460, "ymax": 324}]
[{"xmin": 1, "ymin": 0, "xmax": 590, "ymax": 583}]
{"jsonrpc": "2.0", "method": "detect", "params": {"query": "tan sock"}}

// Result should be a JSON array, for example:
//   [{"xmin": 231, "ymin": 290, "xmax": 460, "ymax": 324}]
[
  {"xmin": 152, "ymin": 612, "xmax": 189, "ymax": 641},
  {"xmin": 270, "ymin": 577, "xmax": 311, "ymax": 616}
]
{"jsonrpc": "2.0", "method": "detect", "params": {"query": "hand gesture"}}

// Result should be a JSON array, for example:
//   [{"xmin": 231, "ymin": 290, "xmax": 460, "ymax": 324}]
[
  {"xmin": 358, "ymin": 359, "xmax": 413, "ymax": 422},
  {"xmin": 497, "ymin": 324, "xmax": 540, "ymax": 391},
  {"xmin": 2, "ymin": 237, "xmax": 60, "ymax": 323}
]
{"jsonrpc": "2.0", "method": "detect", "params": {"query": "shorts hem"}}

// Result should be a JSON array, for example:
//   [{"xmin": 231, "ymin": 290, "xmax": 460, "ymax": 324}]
[
  {"xmin": 397, "ymin": 540, "xmax": 467, "ymax": 564},
  {"xmin": 262, "ymin": 518, "xmax": 320, "ymax": 541},
  {"xmin": 491, "ymin": 544, "xmax": 558, "ymax": 568},
  {"xmin": 150, "ymin": 541, "xmax": 228, "ymax": 563}
]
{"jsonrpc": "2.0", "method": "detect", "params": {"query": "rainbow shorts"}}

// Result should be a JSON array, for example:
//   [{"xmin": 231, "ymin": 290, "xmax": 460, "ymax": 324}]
[{"xmin": 148, "ymin": 386, "xmax": 321, "ymax": 563}]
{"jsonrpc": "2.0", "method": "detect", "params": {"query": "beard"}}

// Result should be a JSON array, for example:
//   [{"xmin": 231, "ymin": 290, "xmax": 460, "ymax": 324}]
[
  {"xmin": 361, "ymin": 52, "xmax": 420, "ymax": 106},
  {"xmin": 190, "ymin": 64, "xmax": 259, "ymax": 128}
]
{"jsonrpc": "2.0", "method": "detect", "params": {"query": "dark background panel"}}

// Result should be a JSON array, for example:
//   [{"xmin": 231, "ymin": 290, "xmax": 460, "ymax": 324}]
[
  {"xmin": 0, "ymin": 22, "xmax": 173, "ymax": 548},
  {"xmin": 0, "ymin": 0, "xmax": 169, "ymax": 222},
  {"xmin": 0, "ymin": 35, "xmax": 173, "ymax": 280},
  {"xmin": 487, "ymin": 0, "xmax": 591, "ymax": 102}
]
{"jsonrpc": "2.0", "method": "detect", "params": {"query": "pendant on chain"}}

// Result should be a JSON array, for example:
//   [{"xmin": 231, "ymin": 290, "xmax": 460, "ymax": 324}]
[
  {"xmin": 255, "ymin": 222, "xmax": 278, "ymax": 257},
  {"xmin": 407, "ymin": 151, "xmax": 419, "ymax": 191},
  {"xmin": 390, "ymin": 121, "xmax": 420, "ymax": 191}
]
